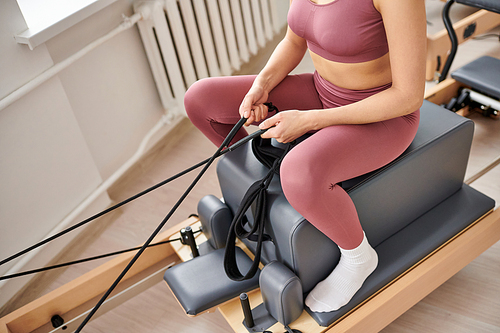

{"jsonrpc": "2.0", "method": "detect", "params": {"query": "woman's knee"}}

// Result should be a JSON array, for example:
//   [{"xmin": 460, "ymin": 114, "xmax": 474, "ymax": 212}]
[
  {"xmin": 280, "ymin": 148, "xmax": 319, "ymax": 205},
  {"xmin": 184, "ymin": 78, "xmax": 214, "ymax": 121}
]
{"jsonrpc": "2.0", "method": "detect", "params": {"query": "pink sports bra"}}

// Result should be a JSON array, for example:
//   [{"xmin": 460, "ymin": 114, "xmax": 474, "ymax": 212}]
[{"xmin": 287, "ymin": 0, "xmax": 389, "ymax": 63}]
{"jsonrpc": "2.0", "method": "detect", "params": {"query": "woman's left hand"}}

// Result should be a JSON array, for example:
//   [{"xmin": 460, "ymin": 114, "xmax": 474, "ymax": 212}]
[{"xmin": 258, "ymin": 110, "xmax": 311, "ymax": 143}]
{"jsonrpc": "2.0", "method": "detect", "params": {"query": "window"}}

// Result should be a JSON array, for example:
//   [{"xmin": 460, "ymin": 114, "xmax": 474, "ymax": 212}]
[{"xmin": 15, "ymin": 0, "xmax": 116, "ymax": 49}]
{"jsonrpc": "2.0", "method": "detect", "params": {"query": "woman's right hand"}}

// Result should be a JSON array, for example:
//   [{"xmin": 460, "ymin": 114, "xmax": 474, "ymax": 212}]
[{"xmin": 239, "ymin": 84, "xmax": 269, "ymax": 126}]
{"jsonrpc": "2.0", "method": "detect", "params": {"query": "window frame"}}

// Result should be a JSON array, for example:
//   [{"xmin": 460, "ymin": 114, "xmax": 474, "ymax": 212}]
[{"xmin": 15, "ymin": 0, "xmax": 117, "ymax": 50}]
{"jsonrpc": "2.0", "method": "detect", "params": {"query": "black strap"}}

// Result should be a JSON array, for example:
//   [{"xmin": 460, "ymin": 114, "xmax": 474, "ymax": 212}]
[
  {"xmin": 251, "ymin": 102, "xmax": 284, "ymax": 172},
  {"xmin": 224, "ymin": 142, "xmax": 292, "ymax": 281},
  {"xmin": 251, "ymin": 136, "xmax": 287, "ymax": 172}
]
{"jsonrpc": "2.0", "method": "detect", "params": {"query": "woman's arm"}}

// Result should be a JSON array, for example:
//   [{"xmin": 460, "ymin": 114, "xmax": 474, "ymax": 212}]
[
  {"xmin": 260, "ymin": 0, "xmax": 427, "ymax": 142},
  {"xmin": 240, "ymin": 7, "xmax": 308, "ymax": 124},
  {"xmin": 251, "ymin": 28, "xmax": 308, "ymax": 96}
]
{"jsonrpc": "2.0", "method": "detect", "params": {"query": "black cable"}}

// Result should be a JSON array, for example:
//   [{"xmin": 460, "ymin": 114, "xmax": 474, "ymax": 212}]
[
  {"xmin": 0, "ymin": 238, "xmax": 180, "ymax": 281},
  {"xmin": 0, "ymin": 160, "xmax": 208, "ymax": 268},
  {"xmin": 0, "ymin": 229, "xmax": 201, "ymax": 281},
  {"xmin": 75, "ymin": 117, "xmax": 249, "ymax": 332},
  {"xmin": 0, "ymin": 126, "xmax": 265, "ymax": 269}
]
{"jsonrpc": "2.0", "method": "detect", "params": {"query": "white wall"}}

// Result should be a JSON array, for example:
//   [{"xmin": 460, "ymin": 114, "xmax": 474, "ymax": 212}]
[
  {"xmin": 44, "ymin": 1, "xmax": 167, "ymax": 180},
  {"xmin": 0, "ymin": 0, "xmax": 166, "ymax": 306}
]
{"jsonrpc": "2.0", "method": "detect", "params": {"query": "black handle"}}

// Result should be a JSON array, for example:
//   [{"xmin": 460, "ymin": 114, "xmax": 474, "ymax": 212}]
[{"xmin": 240, "ymin": 293, "xmax": 254, "ymax": 328}]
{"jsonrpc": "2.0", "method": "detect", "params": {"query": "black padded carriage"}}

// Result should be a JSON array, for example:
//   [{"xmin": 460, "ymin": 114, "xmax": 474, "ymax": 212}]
[
  {"xmin": 451, "ymin": 56, "xmax": 500, "ymax": 100},
  {"xmin": 164, "ymin": 100, "xmax": 495, "ymax": 327}
]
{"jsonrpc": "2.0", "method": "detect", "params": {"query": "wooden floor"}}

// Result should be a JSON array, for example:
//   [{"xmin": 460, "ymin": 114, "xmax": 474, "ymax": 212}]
[{"xmin": 5, "ymin": 1, "xmax": 500, "ymax": 332}]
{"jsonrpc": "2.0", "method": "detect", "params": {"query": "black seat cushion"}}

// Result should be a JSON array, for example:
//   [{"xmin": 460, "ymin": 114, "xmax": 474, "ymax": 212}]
[
  {"xmin": 452, "ymin": 56, "xmax": 500, "ymax": 100},
  {"xmin": 164, "ymin": 247, "xmax": 260, "ymax": 315}
]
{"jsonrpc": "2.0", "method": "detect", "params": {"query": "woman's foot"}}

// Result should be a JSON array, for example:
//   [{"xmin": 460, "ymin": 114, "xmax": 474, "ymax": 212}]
[{"xmin": 305, "ymin": 234, "xmax": 378, "ymax": 312}]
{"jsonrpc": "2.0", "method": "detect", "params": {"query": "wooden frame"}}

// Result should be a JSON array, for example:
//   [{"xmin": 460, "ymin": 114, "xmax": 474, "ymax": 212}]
[
  {"xmin": 1, "ymin": 207, "xmax": 499, "ymax": 333},
  {"xmin": 0, "ymin": 217, "xmax": 197, "ymax": 333},
  {"xmin": 426, "ymin": 9, "xmax": 500, "ymax": 81}
]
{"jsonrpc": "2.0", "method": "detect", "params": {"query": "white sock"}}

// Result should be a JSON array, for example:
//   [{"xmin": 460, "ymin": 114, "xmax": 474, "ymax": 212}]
[{"xmin": 305, "ymin": 233, "xmax": 378, "ymax": 312}]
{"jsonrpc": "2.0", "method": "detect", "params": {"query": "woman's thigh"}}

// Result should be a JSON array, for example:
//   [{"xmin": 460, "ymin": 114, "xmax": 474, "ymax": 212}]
[
  {"xmin": 281, "ymin": 110, "xmax": 420, "ymax": 191},
  {"xmin": 279, "ymin": 111, "xmax": 419, "ymax": 247},
  {"xmin": 184, "ymin": 73, "xmax": 323, "ymax": 145}
]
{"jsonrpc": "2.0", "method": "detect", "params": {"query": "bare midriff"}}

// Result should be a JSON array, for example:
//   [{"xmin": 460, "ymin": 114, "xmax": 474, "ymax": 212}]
[
  {"xmin": 304, "ymin": 0, "xmax": 391, "ymax": 90},
  {"xmin": 310, "ymin": 51, "xmax": 392, "ymax": 91}
]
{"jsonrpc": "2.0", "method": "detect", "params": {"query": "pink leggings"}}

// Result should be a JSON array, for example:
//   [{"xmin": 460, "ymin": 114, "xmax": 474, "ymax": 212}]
[{"xmin": 185, "ymin": 72, "xmax": 419, "ymax": 249}]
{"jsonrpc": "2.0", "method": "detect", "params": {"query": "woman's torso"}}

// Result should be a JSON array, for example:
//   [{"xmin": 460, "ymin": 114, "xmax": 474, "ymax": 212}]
[{"xmin": 288, "ymin": 0, "xmax": 392, "ymax": 90}]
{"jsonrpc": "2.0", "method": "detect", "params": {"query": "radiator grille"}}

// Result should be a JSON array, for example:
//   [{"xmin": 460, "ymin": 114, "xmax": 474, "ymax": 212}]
[{"xmin": 135, "ymin": 0, "xmax": 288, "ymax": 114}]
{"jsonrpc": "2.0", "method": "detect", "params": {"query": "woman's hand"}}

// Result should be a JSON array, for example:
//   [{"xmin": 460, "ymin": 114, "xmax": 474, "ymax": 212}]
[
  {"xmin": 259, "ymin": 110, "xmax": 312, "ymax": 143},
  {"xmin": 239, "ymin": 85, "xmax": 269, "ymax": 126}
]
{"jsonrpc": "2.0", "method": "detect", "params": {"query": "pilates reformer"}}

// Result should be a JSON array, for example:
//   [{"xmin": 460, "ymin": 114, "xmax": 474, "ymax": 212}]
[
  {"xmin": 165, "ymin": 2, "xmax": 500, "ymax": 331},
  {"xmin": 163, "ymin": 3, "xmax": 500, "ymax": 332},
  {"xmin": 437, "ymin": 0, "xmax": 500, "ymax": 116},
  {"xmin": 162, "ymin": 103, "xmax": 496, "ymax": 333},
  {"xmin": 425, "ymin": 0, "xmax": 500, "ymax": 81},
  {"xmin": 427, "ymin": 0, "xmax": 500, "ymax": 119},
  {"xmin": 1, "ymin": 1, "xmax": 500, "ymax": 332}
]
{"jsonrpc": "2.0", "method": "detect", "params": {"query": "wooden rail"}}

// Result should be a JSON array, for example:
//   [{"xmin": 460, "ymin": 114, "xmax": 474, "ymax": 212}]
[{"xmin": 0, "ymin": 216, "xmax": 197, "ymax": 333}]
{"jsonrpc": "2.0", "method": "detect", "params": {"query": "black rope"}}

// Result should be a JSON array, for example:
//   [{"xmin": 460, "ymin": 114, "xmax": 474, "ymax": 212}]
[
  {"xmin": 0, "ymin": 126, "xmax": 266, "ymax": 269},
  {"xmin": 0, "ymin": 160, "xmax": 208, "ymax": 268},
  {"xmin": 0, "ymin": 230, "xmax": 201, "ymax": 281},
  {"xmin": 75, "ymin": 117, "xmax": 250, "ymax": 332}
]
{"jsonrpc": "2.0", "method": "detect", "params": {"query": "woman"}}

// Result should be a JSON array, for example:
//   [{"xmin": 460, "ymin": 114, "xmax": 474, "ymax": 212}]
[{"xmin": 185, "ymin": 0, "xmax": 426, "ymax": 312}]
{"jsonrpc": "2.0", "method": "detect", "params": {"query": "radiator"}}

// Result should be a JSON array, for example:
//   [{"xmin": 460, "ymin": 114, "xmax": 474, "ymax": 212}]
[{"xmin": 134, "ymin": 0, "xmax": 288, "ymax": 114}]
